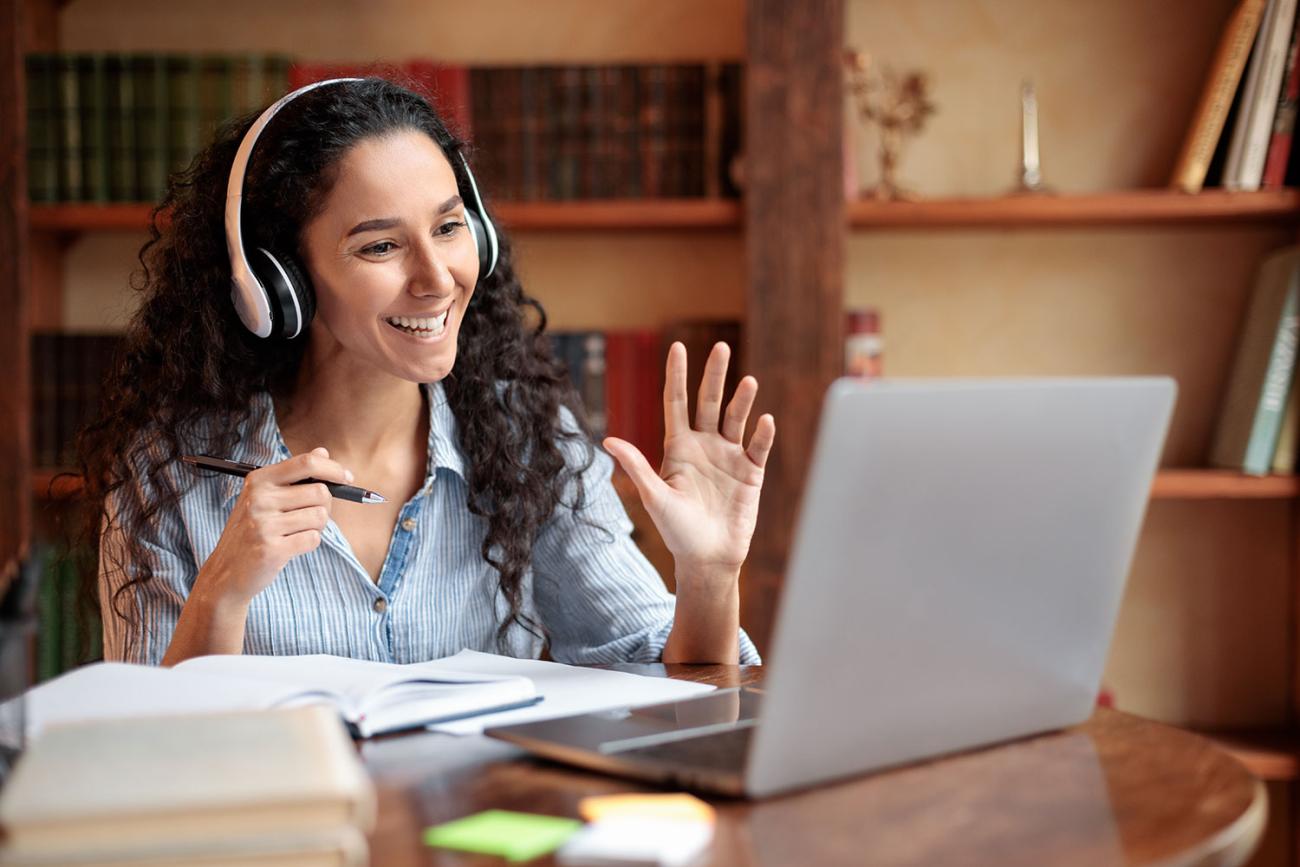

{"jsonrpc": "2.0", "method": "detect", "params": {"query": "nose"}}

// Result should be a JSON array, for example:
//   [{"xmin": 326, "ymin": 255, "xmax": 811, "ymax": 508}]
[{"xmin": 407, "ymin": 235, "xmax": 456, "ymax": 299}]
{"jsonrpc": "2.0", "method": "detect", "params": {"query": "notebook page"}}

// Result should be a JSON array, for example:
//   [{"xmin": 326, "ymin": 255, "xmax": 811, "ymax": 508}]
[
  {"xmin": 176, "ymin": 654, "xmax": 534, "ymax": 722},
  {"xmin": 417, "ymin": 651, "xmax": 716, "ymax": 735}
]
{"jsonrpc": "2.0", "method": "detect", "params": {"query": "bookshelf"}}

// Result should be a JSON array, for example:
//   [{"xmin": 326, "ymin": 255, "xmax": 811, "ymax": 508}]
[{"xmin": 28, "ymin": 200, "xmax": 744, "ymax": 235}]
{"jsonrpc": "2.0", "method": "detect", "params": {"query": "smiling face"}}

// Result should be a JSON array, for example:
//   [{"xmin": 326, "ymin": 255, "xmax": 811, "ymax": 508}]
[{"xmin": 299, "ymin": 130, "xmax": 480, "ymax": 384}]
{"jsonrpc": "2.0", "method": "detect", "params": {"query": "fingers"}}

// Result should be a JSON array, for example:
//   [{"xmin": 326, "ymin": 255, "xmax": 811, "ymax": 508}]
[
  {"xmin": 663, "ymin": 342, "xmax": 690, "ymax": 438},
  {"xmin": 258, "ymin": 446, "xmax": 354, "ymax": 487},
  {"xmin": 277, "ymin": 504, "xmax": 331, "ymax": 536},
  {"xmin": 603, "ymin": 437, "xmax": 664, "ymax": 504},
  {"xmin": 746, "ymin": 414, "xmax": 776, "ymax": 469},
  {"xmin": 694, "ymin": 342, "xmax": 731, "ymax": 432},
  {"xmin": 722, "ymin": 375, "xmax": 758, "ymax": 443}
]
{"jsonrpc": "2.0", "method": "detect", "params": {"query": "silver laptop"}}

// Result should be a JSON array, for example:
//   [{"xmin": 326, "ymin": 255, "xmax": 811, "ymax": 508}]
[{"xmin": 487, "ymin": 378, "xmax": 1176, "ymax": 798}]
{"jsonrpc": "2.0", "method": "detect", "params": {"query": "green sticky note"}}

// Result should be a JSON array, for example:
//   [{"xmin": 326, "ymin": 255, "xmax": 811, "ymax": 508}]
[{"xmin": 423, "ymin": 809, "xmax": 582, "ymax": 862}]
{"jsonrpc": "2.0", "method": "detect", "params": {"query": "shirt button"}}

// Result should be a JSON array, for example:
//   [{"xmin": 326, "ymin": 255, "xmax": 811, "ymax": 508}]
[
  {"xmin": 400, "ymin": 517, "xmax": 417, "ymax": 532},
  {"xmin": 373, "ymin": 597, "xmax": 387, "ymax": 614}
]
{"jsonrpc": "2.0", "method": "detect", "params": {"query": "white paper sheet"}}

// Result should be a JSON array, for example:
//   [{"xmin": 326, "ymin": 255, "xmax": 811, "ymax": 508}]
[{"xmin": 418, "ymin": 650, "xmax": 716, "ymax": 735}]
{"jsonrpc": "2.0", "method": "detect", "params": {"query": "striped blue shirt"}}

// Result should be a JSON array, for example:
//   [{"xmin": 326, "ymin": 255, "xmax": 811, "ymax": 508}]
[{"xmin": 99, "ymin": 381, "xmax": 761, "ymax": 666}]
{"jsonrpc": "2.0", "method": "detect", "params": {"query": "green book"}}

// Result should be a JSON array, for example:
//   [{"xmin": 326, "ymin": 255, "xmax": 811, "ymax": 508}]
[
  {"xmin": 55, "ymin": 54, "xmax": 82, "ymax": 202},
  {"xmin": 197, "ymin": 55, "xmax": 233, "ymax": 148},
  {"xmin": 25, "ymin": 53, "xmax": 59, "ymax": 203},
  {"xmin": 78, "ymin": 53, "xmax": 109, "ymax": 204},
  {"xmin": 130, "ymin": 54, "xmax": 168, "ymax": 202},
  {"xmin": 1211, "ymin": 245, "xmax": 1300, "ymax": 475},
  {"xmin": 105, "ymin": 55, "xmax": 138, "ymax": 202},
  {"xmin": 264, "ymin": 54, "xmax": 291, "ymax": 103},
  {"xmin": 166, "ymin": 54, "xmax": 201, "ymax": 178}
]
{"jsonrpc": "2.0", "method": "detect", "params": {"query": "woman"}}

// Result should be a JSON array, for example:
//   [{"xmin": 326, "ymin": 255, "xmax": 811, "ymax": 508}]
[{"xmin": 77, "ymin": 76, "xmax": 773, "ymax": 668}]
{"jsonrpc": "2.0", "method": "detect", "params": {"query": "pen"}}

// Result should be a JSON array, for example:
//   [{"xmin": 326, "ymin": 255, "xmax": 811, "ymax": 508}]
[{"xmin": 181, "ymin": 455, "xmax": 387, "ymax": 504}]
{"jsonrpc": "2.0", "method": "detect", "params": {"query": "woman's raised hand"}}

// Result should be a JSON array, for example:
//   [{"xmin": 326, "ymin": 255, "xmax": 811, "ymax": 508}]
[
  {"xmin": 603, "ymin": 342, "xmax": 776, "ymax": 582},
  {"xmin": 195, "ymin": 447, "xmax": 353, "ymax": 605}
]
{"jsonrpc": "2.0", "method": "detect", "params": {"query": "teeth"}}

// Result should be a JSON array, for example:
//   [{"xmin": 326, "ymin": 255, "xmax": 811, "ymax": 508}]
[{"xmin": 386, "ymin": 310, "xmax": 449, "ymax": 334}]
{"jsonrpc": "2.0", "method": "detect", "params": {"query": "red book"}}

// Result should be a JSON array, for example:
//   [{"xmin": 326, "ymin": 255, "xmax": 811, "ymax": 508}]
[{"xmin": 1263, "ymin": 16, "xmax": 1300, "ymax": 188}]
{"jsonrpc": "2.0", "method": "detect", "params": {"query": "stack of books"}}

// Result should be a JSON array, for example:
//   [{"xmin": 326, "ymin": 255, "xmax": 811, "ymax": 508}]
[
  {"xmin": 1172, "ymin": 0, "xmax": 1300, "ymax": 193},
  {"xmin": 0, "ymin": 706, "xmax": 376, "ymax": 866}
]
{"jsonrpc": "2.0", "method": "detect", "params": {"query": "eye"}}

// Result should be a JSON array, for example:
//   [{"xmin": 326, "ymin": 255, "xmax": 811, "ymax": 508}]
[
  {"xmin": 361, "ymin": 241, "xmax": 397, "ymax": 256},
  {"xmin": 436, "ymin": 221, "xmax": 467, "ymax": 237}
]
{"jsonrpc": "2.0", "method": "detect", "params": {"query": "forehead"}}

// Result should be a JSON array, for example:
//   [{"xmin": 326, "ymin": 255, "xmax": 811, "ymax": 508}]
[{"xmin": 322, "ymin": 130, "xmax": 457, "ymax": 216}]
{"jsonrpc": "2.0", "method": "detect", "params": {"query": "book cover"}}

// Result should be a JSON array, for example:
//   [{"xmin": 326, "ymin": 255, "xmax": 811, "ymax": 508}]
[
  {"xmin": 130, "ymin": 54, "xmax": 169, "ymax": 202},
  {"xmin": 1210, "ymin": 245, "xmax": 1300, "ymax": 475},
  {"xmin": 0, "ymin": 706, "xmax": 375, "ymax": 863},
  {"xmin": 1171, "ymin": 0, "xmax": 1268, "ymax": 193}
]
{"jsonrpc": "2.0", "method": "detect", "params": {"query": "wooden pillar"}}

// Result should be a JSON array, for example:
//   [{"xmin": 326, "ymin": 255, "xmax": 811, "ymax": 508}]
[
  {"xmin": 743, "ymin": 0, "xmax": 845, "ymax": 651},
  {"xmin": 1, "ymin": 0, "xmax": 32, "ymax": 593}
]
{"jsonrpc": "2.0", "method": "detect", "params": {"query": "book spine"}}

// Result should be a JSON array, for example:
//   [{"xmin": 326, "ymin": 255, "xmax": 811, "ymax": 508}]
[
  {"xmin": 1246, "ymin": 271, "xmax": 1300, "ymax": 474},
  {"xmin": 79, "ymin": 54, "xmax": 109, "ymax": 203},
  {"xmin": 1233, "ymin": 0, "xmax": 1300, "ymax": 189},
  {"xmin": 167, "ymin": 55, "xmax": 201, "ymax": 178},
  {"xmin": 1171, "ymin": 0, "xmax": 1269, "ymax": 193},
  {"xmin": 1263, "ymin": 13, "xmax": 1300, "ymax": 186},
  {"xmin": 1271, "ymin": 367, "xmax": 1300, "ymax": 472},
  {"xmin": 639, "ymin": 65, "xmax": 668, "ymax": 198},
  {"xmin": 130, "ymin": 54, "xmax": 168, "ymax": 202},
  {"xmin": 57, "ymin": 54, "xmax": 83, "ymax": 202},
  {"xmin": 107, "ymin": 55, "xmax": 138, "ymax": 202},
  {"xmin": 26, "ymin": 54, "xmax": 59, "ymax": 203}
]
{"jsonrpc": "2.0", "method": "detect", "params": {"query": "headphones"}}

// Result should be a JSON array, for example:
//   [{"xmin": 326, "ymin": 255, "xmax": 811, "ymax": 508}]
[{"xmin": 224, "ymin": 77, "xmax": 499, "ymax": 339}]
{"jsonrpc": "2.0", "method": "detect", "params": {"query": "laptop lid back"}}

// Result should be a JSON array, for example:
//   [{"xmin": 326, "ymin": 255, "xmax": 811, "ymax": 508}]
[{"xmin": 745, "ymin": 378, "xmax": 1175, "ymax": 797}]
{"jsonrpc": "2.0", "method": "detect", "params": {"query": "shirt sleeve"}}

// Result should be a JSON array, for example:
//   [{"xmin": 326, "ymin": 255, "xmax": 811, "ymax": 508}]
[
  {"xmin": 530, "ymin": 427, "xmax": 761, "ymax": 665},
  {"xmin": 98, "ymin": 458, "xmax": 198, "ymax": 666}
]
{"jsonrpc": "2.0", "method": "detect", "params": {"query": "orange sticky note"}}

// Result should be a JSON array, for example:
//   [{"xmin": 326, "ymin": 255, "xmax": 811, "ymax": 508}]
[{"xmin": 577, "ymin": 793, "xmax": 715, "ymax": 825}]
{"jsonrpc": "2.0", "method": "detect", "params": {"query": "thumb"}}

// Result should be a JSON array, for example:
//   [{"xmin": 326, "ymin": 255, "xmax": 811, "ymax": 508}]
[{"xmin": 603, "ymin": 437, "xmax": 663, "ymax": 504}]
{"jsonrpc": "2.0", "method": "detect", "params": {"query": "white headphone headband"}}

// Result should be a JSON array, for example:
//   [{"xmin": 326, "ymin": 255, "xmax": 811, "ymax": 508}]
[{"xmin": 224, "ymin": 78, "xmax": 364, "ymax": 338}]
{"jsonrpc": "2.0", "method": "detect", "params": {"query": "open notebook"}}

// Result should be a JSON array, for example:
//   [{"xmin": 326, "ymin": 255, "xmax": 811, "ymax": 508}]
[{"xmin": 17, "ymin": 654, "xmax": 541, "ymax": 740}]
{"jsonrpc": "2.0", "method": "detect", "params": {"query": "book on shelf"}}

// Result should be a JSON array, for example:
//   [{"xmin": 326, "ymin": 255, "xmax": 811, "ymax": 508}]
[
  {"xmin": 287, "ymin": 59, "xmax": 471, "ymax": 140},
  {"xmin": 1210, "ymin": 245, "xmax": 1300, "ymax": 475},
  {"xmin": 468, "ymin": 62, "xmax": 743, "ymax": 201},
  {"xmin": 1271, "ymin": 372, "xmax": 1300, "ymax": 471},
  {"xmin": 1171, "ymin": 0, "xmax": 1268, "ymax": 193},
  {"xmin": 25, "ymin": 52, "xmax": 292, "ymax": 204},
  {"xmin": 0, "ymin": 705, "xmax": 374, "ymax": 867},
  {"xmin": 548, "ymin": 321, "xmax": 740, "ymax": 470},
  {"xmin": 22, "ymin": 653, "xmax": 540, "ymax": 740},
  {"xmin": 1224, "ymin": 0, "xmax": 1299, "ymax": 190},
  {"xmin": 1262, "ymin": 9, "xmax": 1300, "ymax": 186}
]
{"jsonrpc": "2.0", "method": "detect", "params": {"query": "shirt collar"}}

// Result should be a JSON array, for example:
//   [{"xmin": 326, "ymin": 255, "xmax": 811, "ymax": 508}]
[{"xmin": 218, "ymin": 381, "xmax": 467, "ymax": 509}]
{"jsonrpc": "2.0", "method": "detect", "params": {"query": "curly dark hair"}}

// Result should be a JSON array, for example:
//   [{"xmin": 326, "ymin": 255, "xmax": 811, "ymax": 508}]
[{"xmin": 72, "ymin": 75, "xmax": 593, "ymax": 660}]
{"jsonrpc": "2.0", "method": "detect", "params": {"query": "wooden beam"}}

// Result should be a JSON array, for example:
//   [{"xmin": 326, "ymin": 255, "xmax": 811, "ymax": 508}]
[
  {"xmin": 2, "ymin": 0, "xmax": 32, "ymax": 592},
  {"xmin": 742, "ymin": 0, "xmax": 845, "ymax": 652}
]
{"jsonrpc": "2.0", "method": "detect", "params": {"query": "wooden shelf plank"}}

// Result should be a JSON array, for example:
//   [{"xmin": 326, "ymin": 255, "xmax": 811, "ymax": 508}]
[
  {"xmin": 31, "ymin": 469, "xmax": 82, "ymax": 499},
  {"xmin": 1198, "ymin": 727, "xmax": 1300, "ymax": 781},
  {"xmin": 29, "ymin": 199, "xmax": 744, "ymax": 234},
  {"xmin": 847, "ymin": 189, "xmax": 1300, "ymax": 229},
  {"xmin": 1150, "ymin": 469, "xmax": 1300, "ymax": 500}
]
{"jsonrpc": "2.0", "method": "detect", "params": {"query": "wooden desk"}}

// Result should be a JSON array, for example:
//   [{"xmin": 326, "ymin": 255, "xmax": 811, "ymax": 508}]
[{"xmin": 360, "ymin": 664, "xmax": 1266, "ymax": 866}]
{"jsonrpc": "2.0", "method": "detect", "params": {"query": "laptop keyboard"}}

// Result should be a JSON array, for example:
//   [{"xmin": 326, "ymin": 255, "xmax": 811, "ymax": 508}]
[{"xmin": 612, "ymin": 725, "xmax": 753, "ymax": 773}]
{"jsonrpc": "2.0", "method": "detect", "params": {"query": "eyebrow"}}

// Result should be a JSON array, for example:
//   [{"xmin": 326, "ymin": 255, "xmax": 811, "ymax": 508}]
[{"xmin": 344, "ymin": 195, "xmax": 464, "ymax": 237}]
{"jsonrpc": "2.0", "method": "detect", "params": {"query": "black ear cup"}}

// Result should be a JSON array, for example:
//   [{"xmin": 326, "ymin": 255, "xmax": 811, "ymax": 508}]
[
  {"xmin": 463, "ymin": 209, "xmax": 491, "ymax": 285},
  {"xmin": 250, "ymin": 248, "xmax": 314, "ymax": 339}
]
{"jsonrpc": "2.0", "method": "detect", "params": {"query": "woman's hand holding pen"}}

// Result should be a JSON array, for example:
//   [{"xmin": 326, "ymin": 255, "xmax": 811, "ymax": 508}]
[{"xmin": 194, "ymin": 447, "xmax": 354, "ymax": 605}]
